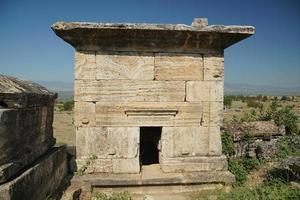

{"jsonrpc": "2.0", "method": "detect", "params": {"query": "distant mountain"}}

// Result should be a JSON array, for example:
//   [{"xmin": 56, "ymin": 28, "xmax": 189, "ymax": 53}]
[
  {"xmin": 225, "ymin": 82, "xmax": 300, "ymax": 96},
  {"xmin": 36, "ymin": 81, "xmax": 73, "ymax": 92},
  {"xmin": 35, "ymin": 81, "xmax": 300, "ymax": 100},
  {"xmin": 35, "ymin": 81, "xmax": 73, "ymax": 101}
]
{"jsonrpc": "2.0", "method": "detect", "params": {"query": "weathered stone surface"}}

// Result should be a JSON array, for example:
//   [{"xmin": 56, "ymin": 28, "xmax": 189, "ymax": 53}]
[
  {"xmin": 0, "ymin": 146, "xmax": 68, "ymax": 200},
  {"xmin": 208, "ymin": 126, "xmax": 222, "ymax": 156},
  {"xmin": 76, "ymin": 127, "xmax": 139, "ymax": 159},
  {"xmin": 112, "ymin": 158, "xmax": 140, "ymax": 173},
  {"xmin": 191, "ymin": 18, "xmax": 208, "ymax": 28},
  {"xmin": 154, "ymin": 53, "xmax": 203, "ymax": 80},
  {"xmin": 0, "ymin": 74, "xmax": 57, "ymax": 108},
  {"xmin": 226, "ymin": 121, "xmax": 285, "ymax": 141},
  {"xmin": 203, "ymin": 54, "xmax": 224, "ymax": 81},
  {"xmin": 76, "ymin": 158, "xmax": 113, "ymax": 174},
  {"xmin": 161, "ymin": 127, "xmax": 209, "ymax": 158},
  {"xmin": 96, "ymin": 52, "xmax": 154, "ymax": 80},
  {"xmin": 282, "ymin": 157, "xmax": 300, "ymax": 177},
  {"xmin": 0, "ymin": 75, "xmax": 57, "ymax": 183},
  {"xmin": 202, "ymin": 101, "xmax": 223, "ymax": 126},
  {"xmin": 224, "ymin": 121, "xmax": 286, "ymax": 159},
  {"xmin": 74, "ymin": 102, "xmax": 95, "ymax": 126},
  {"xmin": 51, "ymin": 21, "xmax": 255, "ymax": 53},
  {"xmin": 95, "ymin": 102, "xmax": 204, "ymax": 127},
  {"xmin": 186, "ymin": 80, "xmax": 223, "ymax": 102},
  {"xmin": 75, "ymin": 80, "xmax": 185, "ymax": 102},
  {"xmin": 160, "ymin": 155, "xmax": 228, "ymax": 172},
  {"xmin": 75, "ymin": 169, "xmax": 235, "ymax": 187},
  {"xmin": 75, "ymin": 51, "xmax": 96, "ymax": 80}
]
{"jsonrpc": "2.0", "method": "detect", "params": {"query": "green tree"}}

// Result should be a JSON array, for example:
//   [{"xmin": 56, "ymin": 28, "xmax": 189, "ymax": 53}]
[
  {"xmin": 224, "ymin": 96, "xmax": 233, "ymax": 108},
  {"xmin": 221, "ymin": 132, "xmax": 235, "ymax": 157},
  {"xmin": 59, "ymin": 101, "xmax": 74, "ymax": 111},
  {"xmin": 274, "ymin": 107, "xmax": 298, "ymax": 134}
]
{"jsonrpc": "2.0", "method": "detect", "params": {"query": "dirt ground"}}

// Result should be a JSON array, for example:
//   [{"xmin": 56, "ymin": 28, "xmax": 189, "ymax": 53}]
[{"xmin": 53, "ymin": 111, "xmax": 76, "ymax": 146}]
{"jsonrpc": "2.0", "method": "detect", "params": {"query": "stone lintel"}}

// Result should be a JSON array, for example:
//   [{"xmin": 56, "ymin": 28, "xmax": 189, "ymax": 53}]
[{"xmin": 51, "ymin": 20, "xmax": 255, "ymax": 52}]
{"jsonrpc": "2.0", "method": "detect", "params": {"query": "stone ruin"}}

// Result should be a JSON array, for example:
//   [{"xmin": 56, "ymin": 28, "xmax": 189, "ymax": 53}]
[
  {"xmin": 0, "ymin": 75, "xmax": 67, "ymax": 200},
  {"xmin": 52, "ymin": 18, "xmax": 255, "ymax": 197},
  {"xmin": 225, "ymin": 121, "xmax": 286, "ymax": 159}
]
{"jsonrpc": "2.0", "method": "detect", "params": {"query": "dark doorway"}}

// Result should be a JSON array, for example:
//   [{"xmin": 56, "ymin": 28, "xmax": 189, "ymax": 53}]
[{"xmin": 140, "ymin": 127, "xmax": 161, "ymax": 165}]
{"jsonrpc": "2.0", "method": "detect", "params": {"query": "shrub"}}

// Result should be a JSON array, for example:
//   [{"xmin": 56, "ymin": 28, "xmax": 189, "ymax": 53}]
[
  {"xmin": 221, "ymin": 132, "xmax": 235, "ymax": 157},
  {"xmin": 266, "ymin": 168, "xmax": 297, "ymax": 184},
  {"xmin": 246, "ymin": 99, "xmax": 263, "ymax": 109},
  {"xmin": 228, "ymin": 159, "xmax": 248, "ymax": 185},
  {"xmin": 262, "ymin": 96, "xmax": 268, "ymax": 102},
  {"xmin": 241, "ymin": 109, "xmax": 258, "ymax": 122},
  {"xmin": 228, "ymin": 157, "xmax": 261, "ymax": 185},
  {"xmin": 216, "ymin": 184, "xmax": 300, "ymax": 200},
  {"xmin": 59, "ymin": 101, "xmax": 74, "ymax": 111},
  {"xmin": 224, "ymin": 96, "xmax": 233, "ymax": 108},
  {"xmin": 92, "ymin": 192, "xmax": 132, "ymax": 200},
  {"xmin": 276, "ymin": 135, "xmax": 300, "ymax": 160},
  {"xmin": 241, "ymin": 157, "xmax": 261, "ymax": 173},
  {"xmin": 281, "ymin": 96, "xmax": 289, "ymax": 101},
  {"xmin": 273, "ymin": 107, "xmax": 298, "ymax": 134}
]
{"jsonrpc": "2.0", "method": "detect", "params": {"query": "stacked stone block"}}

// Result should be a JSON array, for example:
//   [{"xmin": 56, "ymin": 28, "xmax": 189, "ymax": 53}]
[
  {"xmin": 0, "ymin": 75, "xmax": 57, "ymax": 183},
  {"xmin": 73, "ymin": 51, "xmax": 226, "ymax": 173},
  {"xmin": 0, "ymin": 75, "xmax": 68, "ymax": 200}
]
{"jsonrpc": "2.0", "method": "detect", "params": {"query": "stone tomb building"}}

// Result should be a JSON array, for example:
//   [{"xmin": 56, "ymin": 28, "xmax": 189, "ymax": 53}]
[{"xmin": 52, "ymin": 18, "xmax": 254, "ymax": 182}]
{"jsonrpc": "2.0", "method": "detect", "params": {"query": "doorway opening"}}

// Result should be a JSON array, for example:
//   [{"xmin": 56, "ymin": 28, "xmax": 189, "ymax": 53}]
[{"xmin": 140, "ymin": 127, "xmax": 161, "ymax": 165}]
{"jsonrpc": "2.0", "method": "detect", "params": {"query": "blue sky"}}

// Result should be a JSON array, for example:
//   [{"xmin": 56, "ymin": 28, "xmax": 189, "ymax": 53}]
[{"xmin": 0, "ymin": 0, "xmax": 299, "ymax": 87}]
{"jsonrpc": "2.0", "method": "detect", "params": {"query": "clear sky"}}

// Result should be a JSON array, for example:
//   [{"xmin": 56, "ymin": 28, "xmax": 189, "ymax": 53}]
[{"xmin": 0, "ymin": 0, "xmax": 299, "ymax": 87}]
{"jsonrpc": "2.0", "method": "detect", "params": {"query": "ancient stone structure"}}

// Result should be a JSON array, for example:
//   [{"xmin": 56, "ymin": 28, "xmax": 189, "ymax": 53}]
[
  {"xmin": 226, "ymin": 121, "xmax": 286, "ymax": 159},
  {"xmin": 0, "ymin": 75, "xmax": 67, "ymax": 200},
  {"xmin": 52, "ymin": 18, "xmax": 254, "ymax": 192}
]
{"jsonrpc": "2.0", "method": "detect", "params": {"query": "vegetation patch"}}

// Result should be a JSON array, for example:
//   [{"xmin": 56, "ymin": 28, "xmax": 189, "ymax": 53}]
[
  {"xmin": 58, "ymin": 101, "xmax": 74, "ymax": 111},
  {"xmin": 91, "ymin": 192, "xmax": 132, "ymax": 200}
]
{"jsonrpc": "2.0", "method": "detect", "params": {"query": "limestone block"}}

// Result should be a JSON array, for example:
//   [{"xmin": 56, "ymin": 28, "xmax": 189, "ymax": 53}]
[
  {"xmin": 96, "ymin": 52, "xmax": 154, "ymax": 80},
  {"xmin": 76, "ymin": 127, "xmax": 139, "ymax": 159},
  {"xmin": 208, "ymin": 126, "xmax": 222, "ymax": 156},
  {"xmin": 161, "ymin": 127, "xmax": 209, "ymax": 158},
  {"xmin": 0, "ymin": 146, "xmax": 67, "ymax": 200},
  {"xmin": 107, "ymin": 127, "xmax": 139, "ymax": 158},
  {"xmin": 202, "ymin": 101, "xmax": 223, "ymax": 127},
  {"xmin": 75, "ymin": 51, "xmax": 96, "ymax": 80},
  {"xmin": 75, "ymin": 80, "xmax": 185, "ymax": 102},
  {"xmin": 186, "ymin": 80, "xmax": 223, "ymax": 102},
  {"xmin": 160, "ymin": 155, "xmax": 228, "ymax": 173},
  {"xmin": 76, "ymin": 158, "xmax": 113, "ymax": 173},
  {"xmin": 74, "ymin": 102, "xmax": 95, "ymax": 126},
  {"xmin": 154, "ymin": 53, "xmax": 203, "ymax": 80},
  {"xmin": 95, "ymin": 102, "xmax": 204, "ymax": 127},
  {"xmin": 203, "ymin": 54, "xmax": 224, "ymax": 81},
  {"xmin": 112, "ymin": 158, "xmax": 140, "ymax": 173},
  {"xmin": 0, "ymin": 107, "xmax": 55, "ymax": 183},
  {"xmin": 76, "ymin": 127, "xmax": 109, "ymax": 159}
]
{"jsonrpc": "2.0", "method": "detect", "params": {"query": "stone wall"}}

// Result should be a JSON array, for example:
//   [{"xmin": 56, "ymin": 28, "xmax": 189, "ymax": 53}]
[
  {"xmin": 0, "ymin": 75, "xmax": 57, "ymax": 183},
  {"xmin": 225, "ymin": 121, "xmax": 285, "ymax": 159},
  {"xmin": 73, "ymin": 51, "xmax": 225, "ymax": 173},
  {"xmin": 0, "ymin": 74, "xmax": 68, "ymax": 200}
]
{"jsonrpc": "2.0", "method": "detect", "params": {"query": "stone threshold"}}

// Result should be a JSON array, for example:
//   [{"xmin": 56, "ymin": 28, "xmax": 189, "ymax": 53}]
[{"xmin": 73, "ymin": 165, "xmax": 235, "ymax": 187}]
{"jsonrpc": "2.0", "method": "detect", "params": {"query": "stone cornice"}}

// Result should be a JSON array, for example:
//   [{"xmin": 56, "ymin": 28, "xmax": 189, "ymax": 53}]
[{"xmin": 51, "ymin": 19, "xmax": 255, "ymax": 53}]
